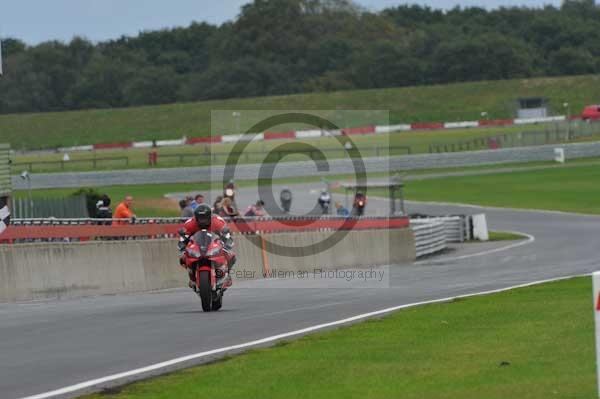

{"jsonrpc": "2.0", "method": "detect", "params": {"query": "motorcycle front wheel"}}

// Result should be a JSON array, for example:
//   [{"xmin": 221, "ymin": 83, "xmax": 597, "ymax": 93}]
[
  {"xmin": 212, "ymin": 294, "xmax": 222, "ymax": 311},
  {"xmin": 198, "ymin": 270, "xmax": 212, "ymax": 312}
]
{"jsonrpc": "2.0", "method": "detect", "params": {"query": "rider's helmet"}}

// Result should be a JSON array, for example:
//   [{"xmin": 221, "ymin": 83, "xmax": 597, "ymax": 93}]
[{"xmin": 194, "ymin": 204, "xmax": 212, "ymax": 229}]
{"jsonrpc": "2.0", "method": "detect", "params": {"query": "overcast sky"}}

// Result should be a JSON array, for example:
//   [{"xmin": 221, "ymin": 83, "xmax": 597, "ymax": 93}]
[{"xmin": 1, "ymin": 0, "xmax": 562, "ymax": 44}]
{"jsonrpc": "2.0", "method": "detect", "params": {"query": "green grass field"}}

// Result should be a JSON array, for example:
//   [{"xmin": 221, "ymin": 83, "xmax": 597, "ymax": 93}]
[
  {"xmin": 12, "ymin": 158, "xmax": 600, "ymax": 217},
  {"xmin": 2, "ymin": 74, "xmax": 599, "ymax": 151},
  {"xmin": 83, "ymin": 277, "xmax": 595, "ymax": 399},
  {"xmin": 404, "ymin": 163, "xmax": 600, "ymax": 214},
  {"xmin": 487, "ymin": 231, "xmax": 528, "ymax": 241},
  {"xmin": 9, "ymin": 123, "xmax": 577, "ymax": 174}
]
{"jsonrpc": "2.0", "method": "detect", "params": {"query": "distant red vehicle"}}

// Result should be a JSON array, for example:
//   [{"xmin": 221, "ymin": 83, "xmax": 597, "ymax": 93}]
[{"xmin": 582, "ymin": 105, "xmax": 600, "ymax": 120}]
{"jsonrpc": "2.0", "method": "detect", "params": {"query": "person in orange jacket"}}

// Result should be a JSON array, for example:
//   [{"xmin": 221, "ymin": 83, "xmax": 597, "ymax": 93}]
[{"xmin": 114, "ymin": 196, "xmax": 136, "ymax": 225}]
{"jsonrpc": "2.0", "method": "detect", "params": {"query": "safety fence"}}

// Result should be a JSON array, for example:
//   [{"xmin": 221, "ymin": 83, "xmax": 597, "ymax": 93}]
[
  {"xmin": 13, "ymin": 156, "xmax": 129, "ymax": 173},
  {"xmin": 410, "ymin": 216, "xmax": 470, "ymax": 258},
  {"xmin": 0, "ymin": 216, "xmax": 410, "ymax": 244},
  {"xmin": 429, "ymin": 119, "xmax": 600, "ymax": 153},
  {"xmin": 10, "ymin": 196, "xmax": 89, "ymax": 219},
  {"xmin": 411, "ymin": 220, "xmax": 446, "ymax": 258}
]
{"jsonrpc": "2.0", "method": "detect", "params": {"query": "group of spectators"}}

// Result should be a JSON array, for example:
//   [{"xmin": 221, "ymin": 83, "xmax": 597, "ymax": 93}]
[
  {"xmin": 179, "ymin": 194, "xmax": 265, "ymax": 220},
  {"xmin": 178, "ymin": 194, "xmax": 205, "ymax": 218},
  {"xmin": 95, "ymin": 194, "xmax": 137, "ymax": 225}
]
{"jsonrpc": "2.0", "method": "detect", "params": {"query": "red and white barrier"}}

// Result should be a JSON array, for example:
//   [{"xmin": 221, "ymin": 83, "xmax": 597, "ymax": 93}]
[
  {"xmin": 186, "ymin": 136, "xmax": 223, "ymax": 145},
  {"xmin": 264, "ymin": 131, "xmax": 295, "ymax": 140},
  {"xmin": 156, "ymin": 138, "xmax": 186, "ymax": 147},
  {"xmin": 444, "ymin": 121, "xmax": 479, "ymax": 129},
  {"xmin": 57, "ymin": 115, "xmax": 574, "ymax": 153},
  {"xmin": 514, "ymin": 115, "xmax": 566, "ymax": 125},
  {"xmin": 132, "ymin": 141, "xmax": 154, "ymax": 149},
  {"xmin": 375, "ymin": 124, "xmax": 411, "ymax": 134},
  {"xmin": 295, "ymin": 129, "xmax": 322, "ymax": 139}
]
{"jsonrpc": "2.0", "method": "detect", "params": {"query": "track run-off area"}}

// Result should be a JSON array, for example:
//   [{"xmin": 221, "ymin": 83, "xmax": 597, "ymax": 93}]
[{"xmin": 2, "ymin": 185, "xmax": 599, "ymax": 398}]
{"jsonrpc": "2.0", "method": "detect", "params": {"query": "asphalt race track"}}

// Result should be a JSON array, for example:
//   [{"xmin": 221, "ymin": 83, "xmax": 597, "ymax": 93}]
[{"xmin": 2, "ymin": 184, "xmax": 599, "ymax": 398}]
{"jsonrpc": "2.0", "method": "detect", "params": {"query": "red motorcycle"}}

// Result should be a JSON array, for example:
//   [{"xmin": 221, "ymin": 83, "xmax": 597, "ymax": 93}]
[
  {"xmin": 352, "ymin": 193, "xmax": 367, "ymax": 217},
  {"xmin": 181, "ymin": 230, "xmax": 230, "ymax": 312}
]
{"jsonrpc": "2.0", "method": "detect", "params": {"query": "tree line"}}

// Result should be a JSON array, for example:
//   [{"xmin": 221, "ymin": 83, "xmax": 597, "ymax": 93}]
[{"xmin": 0, "ymin": 0, "xmax": 599, "ymax": 115}]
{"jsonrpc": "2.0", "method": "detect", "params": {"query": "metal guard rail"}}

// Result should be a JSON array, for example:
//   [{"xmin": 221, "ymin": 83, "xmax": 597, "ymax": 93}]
[
  {"xmin": 410, "ymin": 216, "xmax": 470, "ymax": 258},
  {"xmin": 411, "ymin": 221, "xmax": 447, "ymax": 258},
  {"xmin": 410, "ymin": 216, "xmax": 468, "ymax": 243},
  {"xmin": 1, "ymin": 216, "xmax": 410, "ymax": 243}
]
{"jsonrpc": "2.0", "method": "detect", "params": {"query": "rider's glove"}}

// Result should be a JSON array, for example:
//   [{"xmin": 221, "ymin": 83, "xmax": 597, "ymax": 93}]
[{"xmin": 219, "ymin": 228, "xmax": 234, "ymax": 252}]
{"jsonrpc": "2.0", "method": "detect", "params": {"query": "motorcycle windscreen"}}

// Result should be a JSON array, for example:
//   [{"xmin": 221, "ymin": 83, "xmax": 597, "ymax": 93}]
[{"xmin": 193, "ymin": 231, "xmax": 214, "ymax": 253}]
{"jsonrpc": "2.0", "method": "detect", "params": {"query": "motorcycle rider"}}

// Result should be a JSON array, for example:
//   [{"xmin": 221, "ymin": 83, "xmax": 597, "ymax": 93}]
[
  {"xmin": 318, "ymin": 190, "xmax": 331, "ymax": 215},
  {"xmin": 280, "ymin": 188, "xmax": 292, "ymax": 213},
  {"xmin": 352, "ymin": 192, "xmax": 367, "ymax": 216},
  {"xmin": 178, "ymin": 204, "xmax": 236, "ymax": 290}
]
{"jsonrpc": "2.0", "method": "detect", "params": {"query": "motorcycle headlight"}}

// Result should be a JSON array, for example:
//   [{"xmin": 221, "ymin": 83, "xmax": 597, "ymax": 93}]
[
  {"xmin": 186, "ymin": 249, "xmax": 202, "ymax": 258},
  {"xmin": 207, "ymin": 247, "xmax": 221, "ymax": 257}
]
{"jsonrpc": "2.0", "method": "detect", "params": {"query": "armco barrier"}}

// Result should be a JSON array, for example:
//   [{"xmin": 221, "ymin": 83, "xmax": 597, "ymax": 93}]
[
  {"xmin": 411, "ymin": 220, "xmax": 446, "ymax": 258},
  {"xmin": 0, "ymin": 227, "xmax": 415, "ymax": 303},
  {"xmin": 410, "ymin": 216, "xmax": 470, "ymax": 258},
  {"xmin": 411, "ymin": 216, "xmax": 468, "ymax": 243}
]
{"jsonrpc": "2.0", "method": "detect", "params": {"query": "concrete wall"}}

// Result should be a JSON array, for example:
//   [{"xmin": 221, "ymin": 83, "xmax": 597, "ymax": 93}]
[{"xmin": 0, "ymin": 228, "xmax": 414, "ymax": 303}]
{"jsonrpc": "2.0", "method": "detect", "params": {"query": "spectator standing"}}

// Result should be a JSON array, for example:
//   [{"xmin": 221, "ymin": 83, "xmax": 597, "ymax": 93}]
[
  {"xmin": 114, "ymin": 196, "xmax": 136, "ymax": 225},
  {"xmin": 219, "ymin": 197, "xmax": 239, "ymax": 219},
  {"xmin": 95, "ymin": 194, "xmax": 113, "ymax": 225},
  {"xmin": 244, "ymin": 200, "xmax": 266, "ymax": 217},
  {"xmin": 213, "ymin": 196, "xmax": 223, "ymax": 214},
  {"xmin": 335, "ymin": 202, "xmax": 350, "ymax": 217},
  {"xmin": 190, "ymin": 194, "xmax": 205, "ymax": 210},
  {"xmin": 179, "ymin": 199, "xmax": 194, "ymax": 218}
]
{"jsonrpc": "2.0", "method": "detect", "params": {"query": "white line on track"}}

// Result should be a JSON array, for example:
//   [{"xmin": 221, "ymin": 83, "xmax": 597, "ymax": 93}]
[
  {"xmin": 22, "ymin": 269, "xmax": 587, "ymax": 399},
  {"xmin": 415, "ymin": 230, "xmax": 535, "ymax": 265},
  {"xmin": 405, "ymin": 199, "xmax": 600, "ymax": 218}
]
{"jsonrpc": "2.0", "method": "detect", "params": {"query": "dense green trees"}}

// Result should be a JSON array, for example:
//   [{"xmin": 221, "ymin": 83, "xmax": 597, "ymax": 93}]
[{"xmin": 1, "ymin": 0, "xmax": 599, "ymax": 114}]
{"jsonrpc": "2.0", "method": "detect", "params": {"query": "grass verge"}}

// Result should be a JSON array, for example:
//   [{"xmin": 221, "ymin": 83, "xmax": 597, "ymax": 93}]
[
  {"xmin": 12, "ymin": 157, "xmax": 600, "ymax": 217},
  {"xmin": 2, "ymin": 74, "xmax": 599, "ymax": 151},
  {"xmin": 82, "ymin": 277, "xmax": 595, "ymax": 399},
  {"xmin": 404, "ymin": 163, "xmax": 600, "ymax": 215},
  {"xmin": 488, "ymin": 231, "xmax": 528, "ymax": 241},
  {"xmin": 9, "ymin": 124, "xmax": 557, "ymax": 174}
]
